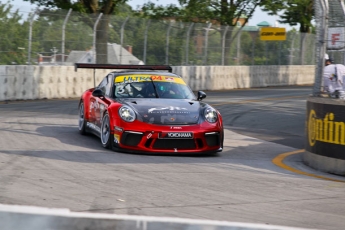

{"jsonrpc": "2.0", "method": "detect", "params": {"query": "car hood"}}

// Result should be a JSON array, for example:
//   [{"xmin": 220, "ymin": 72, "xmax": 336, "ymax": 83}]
[{"xmin": 119, "ymin": 99, "xmax": 201, "ymax": 125}]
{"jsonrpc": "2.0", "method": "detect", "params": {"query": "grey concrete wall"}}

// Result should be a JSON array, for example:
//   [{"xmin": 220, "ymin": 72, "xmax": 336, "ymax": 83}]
[
  {"xmin": 303, "ymin": 151, "xmax": 345, "ymax": 175},
  {"xmin": 173, "ymin": 66, "xmax": 315, "ymax": 91},
  {"xmin": 0, "ymin": 65, "xmax": 315, "ymax": 101}
]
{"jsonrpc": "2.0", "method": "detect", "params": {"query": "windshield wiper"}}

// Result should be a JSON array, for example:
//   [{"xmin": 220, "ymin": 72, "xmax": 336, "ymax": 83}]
[{"xmin": 149, "ymin": 77, "xmax": 159, "ymax": 98}]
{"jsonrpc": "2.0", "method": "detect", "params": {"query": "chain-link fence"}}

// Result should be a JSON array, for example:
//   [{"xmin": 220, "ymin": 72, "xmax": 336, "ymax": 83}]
[
  {"xmin": 2, "ymin": 4, "xmax": 316, "ymax": 66},
  {"xmin": 313, "ymin": 0, "xmax": 345, "ymax": 96},
  {"xmin": 326, "ymin": 0, "xmax": 345, "ymax": 64}
]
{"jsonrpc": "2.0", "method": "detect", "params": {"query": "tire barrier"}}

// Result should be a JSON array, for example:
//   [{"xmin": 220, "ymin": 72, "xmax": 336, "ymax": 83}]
[
  {"xmin": 304, "ymin": 96, "xmax": 345, "ymax": 175},
  {"xmin": 0, "ymin": 65, "xmax": 315, "ymax": 101},
  {"xmin": 0, "ymin": 204, "xmax": 314, "ymax": 230}
]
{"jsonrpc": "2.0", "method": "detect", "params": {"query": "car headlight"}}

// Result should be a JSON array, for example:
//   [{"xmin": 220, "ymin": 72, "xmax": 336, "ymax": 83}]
[
  {"xmin": 204, "ymin": 108, "xmax": 218, "ymax": 123},
  {"xmin": 119, "ymin": 106, "xmax": 136, "ymax": 122}
]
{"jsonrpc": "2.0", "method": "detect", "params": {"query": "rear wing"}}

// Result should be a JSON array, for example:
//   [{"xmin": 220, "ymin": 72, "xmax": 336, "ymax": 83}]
[{"xmin": 75, "ymin": 63, "xmax": 172, "ymax": 73}]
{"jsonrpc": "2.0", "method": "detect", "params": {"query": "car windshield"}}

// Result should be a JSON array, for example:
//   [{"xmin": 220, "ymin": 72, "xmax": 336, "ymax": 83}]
[{"xmin": 114, "ymin": 75, "xmax": 195, "ymax": 99}]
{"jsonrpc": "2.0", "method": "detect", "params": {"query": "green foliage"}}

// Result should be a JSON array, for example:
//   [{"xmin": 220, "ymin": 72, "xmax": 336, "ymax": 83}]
[
  {"xmin": 0, "ymin": 1, "xmax": 316, "ymax": 66},
  {"xmin": 32, "ymin": 9, "xmax": 94, "ymax": 55},
  {"xmin": 0, "ymin": 2, "xmax": 28, "ymax": 64},
  {"xmin": 23, "ymin": 0, "xmax": 128, "ymax": 14},
  {"xmin": 261, "ymin": 0, "xmax": 314, "ymax": 33},
  {"xmin": 135, "ymin": 2, "xmax": 183, "ymax": 20},
  {"xmin": 139, "ymin": 0, "xmax": 261, "ymax": 26}
]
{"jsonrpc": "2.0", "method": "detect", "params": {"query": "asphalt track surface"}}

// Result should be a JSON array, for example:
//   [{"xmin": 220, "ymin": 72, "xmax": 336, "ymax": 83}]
[{"xmin": 0, "ymin": 86, "xmax": 345, "ymax": 230}]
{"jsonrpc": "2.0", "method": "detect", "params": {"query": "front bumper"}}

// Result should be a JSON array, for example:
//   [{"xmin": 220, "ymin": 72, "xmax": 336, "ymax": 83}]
[{"xmin": 112, "ymin": 122, "xmax": 223, "ymax": 154}]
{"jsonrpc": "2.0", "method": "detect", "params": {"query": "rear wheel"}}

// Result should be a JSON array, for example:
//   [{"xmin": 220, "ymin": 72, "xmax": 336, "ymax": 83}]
[
  {"xmin": 101, "ymin": 113, "xmax": 114, "ymax": 149},
  {"xmin": 78, "ymin": 102, "xmax": 87, "ymax": 135}
]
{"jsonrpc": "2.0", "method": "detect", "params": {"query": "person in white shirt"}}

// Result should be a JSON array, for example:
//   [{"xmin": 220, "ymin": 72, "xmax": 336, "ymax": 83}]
[{"xmin": 323, "ymin": 54, "xmax": 345, "ymax": 99}]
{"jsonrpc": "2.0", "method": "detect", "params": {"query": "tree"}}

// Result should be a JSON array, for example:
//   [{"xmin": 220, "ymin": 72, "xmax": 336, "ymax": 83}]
[
  {"xmin": 261, "ymin": 0, "xmax": 314, "ymax": 64},
  {"xmin": 32, "ymin": 9, "xmax": 94, "ymax": 59},
  {"xmin": 139, "ymin": 0, "xmax": 263, "ymax": 65},
  {"xmin": 24, "ymin": 0, "xmax": 128, "ymax": 63},
  {"xmin": 0, "ymin": 3, "xmax": 28, "ymax": 64},
  {"xmin": 261, "ymin": 0, "xmax": 314, "ymax": 33}
]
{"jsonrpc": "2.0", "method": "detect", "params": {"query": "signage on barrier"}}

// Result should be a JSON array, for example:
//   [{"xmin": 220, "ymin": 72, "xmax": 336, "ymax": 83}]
[
  {"xmin": 327, "ymin": 27, "xmax": 345, "ymax": 50},
  {"xmin": 306, "ymin": 101, "xmax": 345, "ymax": 160},
  {"xmin": 308, "ymin": 109, "xmax": 345, "ymax": 147},
  {"xmin": 260, "ymin": 27, "xmax": 286, "ymax": 41}
]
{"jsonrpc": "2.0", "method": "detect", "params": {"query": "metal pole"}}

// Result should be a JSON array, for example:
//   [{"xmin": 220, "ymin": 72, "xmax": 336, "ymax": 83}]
[
  {"xmin": 185, "ymin": 22, "xmax": 194, "ymax": 65},
  {"xmin": 28, "ymin": 9, "xmax": 38, "ymax": 65},
  {"xmin": 143, "ymin": 19, "xmax": 151, "ymax": 64},
  {"xmin": 236, "ymin": 30, "xmax": 241, "ymax": 65},
  {"xmin": 252, "ymin": 36, "xmax": 255, "ymax": 65},
  {"xmin": 221, "ymin": 26, "xmax": 229, "ymax": 66},
  {"xmin": 289, "ymin": 33, "xmax": 297, "ymax": 65},
  {"xmin": 165, "ymin": 21, "xmax": 172, "ymax": 65},
  {"xmin": 93, "ymin": 13, "xmax": 103, "ymax": 64},
  {"xmin": 265, "ymin": 42, "xmax": 267, "ymax": 65},
  {"xmin": 120, "ymin": 16, "xmax": 129, "ymax": 64},
  {"xmin": 339, "ymin": 0, "xmax": 345, "ymax": 65},
  {"xmin": 278, "ymin": 41, "xmax": 282, "ymax": 65},
  {"xmin": 62, "ymin": 9, "xmax": 72, "ymax": 64},
  {"xmin": 203, "ymin": 23, "xmax": 212, "ymax": 65},
  {"xmin": 313, "ymin": 0, "xmax": 328, "ymax": 96}
]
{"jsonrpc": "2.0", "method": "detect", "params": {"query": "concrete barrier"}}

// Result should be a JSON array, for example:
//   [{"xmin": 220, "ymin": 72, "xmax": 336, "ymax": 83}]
[
  {"xmin": 0, "ymin": 204, "xmax": 315, "ymax": 230},
  {"xmin": 173, "ymin": 65, "xmax": 315, "ymax": 91},
  {"xmin": 0, "ymin": 65, "xmax": 315, "ymax": 101},
  {"xmin": 304, "ymin": 96, "xmax": 345, "ymax": 176}
]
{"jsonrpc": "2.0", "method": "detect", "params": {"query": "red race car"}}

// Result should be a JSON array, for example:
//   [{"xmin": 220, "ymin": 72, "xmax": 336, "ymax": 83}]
[{"xmin": 76, "ymin": 64, "xmax": 223, "ymax": 154}]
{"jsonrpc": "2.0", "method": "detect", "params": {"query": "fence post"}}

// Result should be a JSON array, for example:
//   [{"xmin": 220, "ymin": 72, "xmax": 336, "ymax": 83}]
[
  {"xmin": 203, "ymin": 23, "xmax": 212, "ymax": 65},
  {"xmin": 165, "ymin": 21, "xmax": 172, "ymax": 65},
  {"xmin": 278, "ymin": 41, "xmax": 282, "ymax": 65},
  {"xmin": 221, "ymin": 26, "xmax": 229, "ymax": 66},
  {"xmin": 289, "ymin": 33, "xmax": 297, "ymax": 65},
  {"xmin": 120, "ymin": 16, "xmax": 129, "ymax": 64},
  {"xmin": 236, "ymin": 30, "xmax": 242, "ymax": 65},
  {"xmin": 185, "ymin": 22, "xmax": 194, "ymax": 65},
  {"xmin": 93, "ymin": 13, "xmax": 103, "ymax": 64},
  {"xmin": 143, "ymin": 19, "xmax": 151, "ymax": 64},
  {"xmin": 61, "ymin": 9, "xmax": 72, "ymax": 64},
  {"xmin": 265, "ymin": 42, "xmax": 268, "ymax": 65},
  {"xmin": 300, "ymin": 33, "xmax": 307, "ymax": 65},
  {"xmin": 251, "ymin": 35, "xmax": 255, "ymax": 65},
  {"xmin": 28, "ymin": 9, "xmax": 39, "ymax": 65},
  {"xmin": 313, "ymin": 0, "xmax": 328, "ymax": 96}
]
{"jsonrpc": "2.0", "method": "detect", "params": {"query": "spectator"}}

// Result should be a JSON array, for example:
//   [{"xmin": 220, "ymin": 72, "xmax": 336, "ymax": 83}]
[{"xmin": 323, "ymin": 54, "xmax": 345, "ymax": 99}]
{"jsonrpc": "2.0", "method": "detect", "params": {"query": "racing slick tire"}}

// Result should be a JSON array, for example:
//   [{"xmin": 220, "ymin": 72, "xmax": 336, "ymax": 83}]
[
  {"xmin": 101, "ymin": 112, "xmax": 114, "ymax": 150},
  {"xmin": 78, "ymin": 102, "xmax": 87, "ymax": 135}
]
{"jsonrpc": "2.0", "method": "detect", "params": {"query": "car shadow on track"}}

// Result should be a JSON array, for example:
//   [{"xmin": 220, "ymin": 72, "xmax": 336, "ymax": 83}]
[{"xmin": 36, "ymin": 125, "xmax": 220, "ymax": 157}]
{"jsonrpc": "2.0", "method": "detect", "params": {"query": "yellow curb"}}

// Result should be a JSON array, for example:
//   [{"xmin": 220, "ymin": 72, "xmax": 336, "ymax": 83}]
[{"xmin": 272, "ymin": 149, "xmax": 345, "ymax": 183}]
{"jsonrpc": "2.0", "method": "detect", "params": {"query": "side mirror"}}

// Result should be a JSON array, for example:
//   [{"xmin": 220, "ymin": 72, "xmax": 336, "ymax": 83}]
[
  {"xmin": 197, "ymin": 91, "xmax": 207, "ymax": 101},
  {"xmin": 92, "ymin": 88, "xmax": 105, "ymax": 98}
]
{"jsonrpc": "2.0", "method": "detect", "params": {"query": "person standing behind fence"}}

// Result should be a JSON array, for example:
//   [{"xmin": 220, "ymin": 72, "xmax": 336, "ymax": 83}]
[{"xmin": 323, "ymin": 54, "xmax": 345, "ymax": 99}]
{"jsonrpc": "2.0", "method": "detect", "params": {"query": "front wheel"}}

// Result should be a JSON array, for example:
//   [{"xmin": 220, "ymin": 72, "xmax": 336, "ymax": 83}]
[
  {"xmin": 78, "ymin": 102, "xmax": 87, "ymax": 135},
  {"xmin": 101, "ymin": 113, "xmax": 114, "ymax": 149}
]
